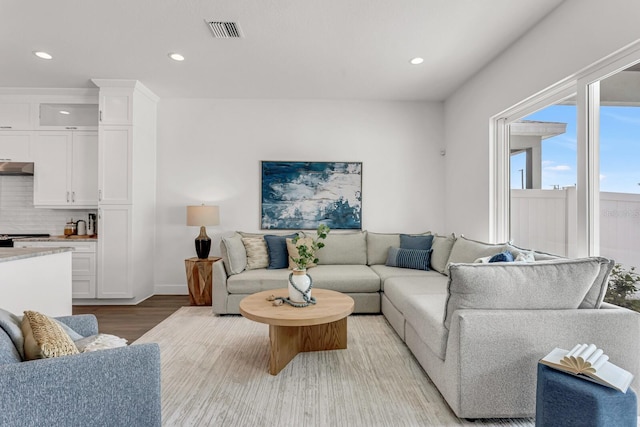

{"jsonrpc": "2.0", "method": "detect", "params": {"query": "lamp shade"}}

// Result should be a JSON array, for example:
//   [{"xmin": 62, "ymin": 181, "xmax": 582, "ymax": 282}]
[{"xmin": 186, "ymin": 205, "xmax": 220, "ymax": 226}]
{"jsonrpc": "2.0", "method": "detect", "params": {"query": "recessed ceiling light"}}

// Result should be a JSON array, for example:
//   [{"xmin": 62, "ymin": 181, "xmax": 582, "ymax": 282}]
[
  {"xmin": 33, "ymin": 51, "xmax": 53, "ymax": 60},
  {"xmin": 410, "ymin": 57, "xmax": 424, "ymax": 65},
  {"xmin": 169, "ymin": 53, "xmax": 185, "ymax": 61},
  {"xmin": 59, "ymin": 110, "xmax": 70, "ymax": 115}
]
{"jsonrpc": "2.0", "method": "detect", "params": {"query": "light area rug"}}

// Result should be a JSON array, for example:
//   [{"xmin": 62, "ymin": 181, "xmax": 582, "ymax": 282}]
[{"xmin": 135, "ymin": 307, "xmax": 534, "ymax": 427}]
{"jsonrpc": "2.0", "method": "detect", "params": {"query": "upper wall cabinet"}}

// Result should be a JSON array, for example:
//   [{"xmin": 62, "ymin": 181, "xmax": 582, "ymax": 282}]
[
  {"xmin": 0, "ymin": 103, "xmax": 35, "ymax": 130},
  {"xmin": 39, "ymin": 103, "xmax": 98, "ymax": 130},
  {"xmin": 92, "ymin": 80, "xmax": 133, "ymax": 125},
  {"xmin": 0, "ymin": 131, "xmax": 33, "ymax": 161}
]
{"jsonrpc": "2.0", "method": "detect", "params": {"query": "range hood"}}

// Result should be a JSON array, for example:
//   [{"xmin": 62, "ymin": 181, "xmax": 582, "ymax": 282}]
[{"xmin": 0, "ymin": 162, "xmax": 34, "ymax": 176}]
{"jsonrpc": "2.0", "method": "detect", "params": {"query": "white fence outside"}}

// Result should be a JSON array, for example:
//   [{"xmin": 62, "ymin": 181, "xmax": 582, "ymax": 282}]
[{"xmin": 511, "ymin": 188, "xmax": 640, "ymax": 271}]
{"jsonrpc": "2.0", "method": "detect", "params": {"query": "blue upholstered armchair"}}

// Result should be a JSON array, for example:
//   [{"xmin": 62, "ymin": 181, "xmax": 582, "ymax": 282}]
[{"xmin": 0, "ymin": 313, "xmax": 161, "ymax": 427}]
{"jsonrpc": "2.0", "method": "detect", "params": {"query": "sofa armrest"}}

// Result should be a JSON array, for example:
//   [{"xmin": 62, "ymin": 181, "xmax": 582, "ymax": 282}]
[
  {"xmin": 212, "ymin": 259, "xmax": 229, "ymax": 314},
  {"xmin": 55, "ymin": 314, "xmax": 99, "ymax": 337},
  {"xmin": 446, "ymin": 306, "xmax": 640, "ymax": 418},
  {"xmin": 0, "ymin": 343, "xmax": 161, "ymax": 426}
]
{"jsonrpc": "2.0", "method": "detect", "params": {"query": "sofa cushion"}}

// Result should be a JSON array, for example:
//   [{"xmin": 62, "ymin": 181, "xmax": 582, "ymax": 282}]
[
  {"xmin": 306, "ymin": 265, "xmax": 381, "ymax": 292},
  {"xmin": 367, "ymin": 232, "xmax": 400, "ymax": 265},
  {"xmin": 264, "ymin": 234, "xmax": 297, "ymax": 269},
  {"xmin": 400, "ymin": 234, "xmax": 433, "ymax": 251},
  {"xmin": 227, "ymin": 265, "xmax": 381, "ymax": 294},
  {"xmin": 447, "ymin": 235, "xmax": 509, "ymax": 269},
  {"xmin": 242, "ymin": 237, "xmax": 269, "ymax": 270},
  {"xmin": 316, "ymin": 232, "xmax": 367, "ymax": 265},
  {"xmin": 370, "ymin": 265, "xmax": 437, "ymax": 290},
  {"xmin": 383, "ymin": 275, "xmax": 448, "ymax": 314},
  {"xmin": 221, "ymin": 233, "xmax": 247, "ymax": 275},
  {"xmin": 403, "ymin": 294, "xmax": 449, "ymax": 360},
  {"xmin": 386, "ymin": 247, "xmax": 431, "ymax": 271},
  {"xmin": 443, "ymin": 257, "xmax": 614, "ymax": 330},
  {"xmin": 0, "ymin": 308, "xmax": 24, "ymax": 362},
  {"xmin": 430, "ymin": 233, "xmax": 456, "ymax": 275},
  {"xmin": 21, "ymin": 311, "xmax": 79, "ymax": 360}
]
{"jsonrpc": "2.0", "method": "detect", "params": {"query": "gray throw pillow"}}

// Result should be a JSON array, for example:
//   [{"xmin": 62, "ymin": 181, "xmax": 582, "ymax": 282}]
[
  {"xmin": 443, "ymin": 257, "xmax": 613, "ymax": 330},
  {"xmin": 221, "ymin": 233, "xmax": 247, "ymax": 275},
  {"xmin": 430, "ymin": 233, "xmax": 456, "ymax": 274}
]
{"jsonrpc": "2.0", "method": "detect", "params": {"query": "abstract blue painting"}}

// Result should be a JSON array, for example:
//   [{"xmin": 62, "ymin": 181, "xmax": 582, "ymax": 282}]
[{"xmin": 261, "ymin": 161, "xmax": 362, "ymax": 230}]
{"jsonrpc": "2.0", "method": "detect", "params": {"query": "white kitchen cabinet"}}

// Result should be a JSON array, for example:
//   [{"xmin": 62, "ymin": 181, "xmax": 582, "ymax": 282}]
[
  {"xmin": 38, "ymin": 103, "xmax": 98, "ymax": 130},
  {"xmin": 97, "ymin": 126, "xmax": 132, "ymax": 204},
  {"xmin": 93, "ymin": 82, "xmax": 133, "ymax": 125},
  {"xmin": 0, "ymin": 102, "xmax": 35, "ymax": 130},
  {"xmin": 13, "ymin": 240, "xmax": 97, "ymax": 299},
  {"xmin": 32, "ymin": 131, "xmax": 98, "ymax": 208},
  {"xmin": 93, "ymin": 79, "xmax": 157, "ymax": 301},
  {"xmin": 97, "ymin": 205, "xmax": 133, "ymax": 298},
  {"xmin": 0, "ymin": 131, "xmax": 33, "ymax": 161}
]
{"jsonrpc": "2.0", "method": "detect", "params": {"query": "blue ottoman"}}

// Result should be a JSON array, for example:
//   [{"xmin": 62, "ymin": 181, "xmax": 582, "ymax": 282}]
[{"xmin": 536, "ymin": 364, "xmax": 637, "ymax": 426}]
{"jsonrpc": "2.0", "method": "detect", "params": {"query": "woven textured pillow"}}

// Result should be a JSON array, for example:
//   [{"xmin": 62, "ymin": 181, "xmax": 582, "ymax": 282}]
[
  {"xmin": 241, "ymin": 237, "xmax": 269, "ymax": 270},
  {"xmin": 21, "ymin": 310, "xmax": 79, "ymax": 360}
]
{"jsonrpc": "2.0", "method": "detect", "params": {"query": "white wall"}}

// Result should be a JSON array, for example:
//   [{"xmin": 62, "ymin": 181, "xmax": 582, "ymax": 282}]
[
  {"xmin": 444, "ymin": 0, "xmax": 640, "ymax": 240},
  {"xmin": 154, "ymin": 99, "xmax": 444, "ymax": 293}
]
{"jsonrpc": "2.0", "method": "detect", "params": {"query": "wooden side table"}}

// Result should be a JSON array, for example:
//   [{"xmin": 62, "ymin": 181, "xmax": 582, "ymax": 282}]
[{"xmin": 184, "ymin": 257, "xmax": 221, "ymax": 306}]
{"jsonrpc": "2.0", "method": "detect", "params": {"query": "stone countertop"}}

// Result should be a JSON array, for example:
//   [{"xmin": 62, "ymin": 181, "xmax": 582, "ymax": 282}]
[
  {"xmin": 0, "ymin": 247, "xmax": 73, "ymax": 263},
  {"xmin": 17, "ymin": 236, "xmax": 98, "ymax": 242}
]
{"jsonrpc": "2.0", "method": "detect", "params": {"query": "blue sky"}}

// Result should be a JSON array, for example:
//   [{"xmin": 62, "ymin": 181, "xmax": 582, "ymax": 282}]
[{"xmin": 511, "ymin": 104, "xmax": 640, "ymax": 193}]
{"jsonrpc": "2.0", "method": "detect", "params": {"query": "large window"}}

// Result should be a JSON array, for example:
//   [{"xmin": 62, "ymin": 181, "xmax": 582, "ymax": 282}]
[
  {"xmin": 492, "ymin": 41, "xmax": 640, "ymax": 261},
  {"xmin": 596, "ymin": 67, "xmax": 640, "ymax": 273}
]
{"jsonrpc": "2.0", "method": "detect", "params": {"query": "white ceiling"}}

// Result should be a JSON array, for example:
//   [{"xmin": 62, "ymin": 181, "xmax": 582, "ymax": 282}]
[{"xmin": 0, "ymin": 0, "xmax": 564, "ymax": 101}]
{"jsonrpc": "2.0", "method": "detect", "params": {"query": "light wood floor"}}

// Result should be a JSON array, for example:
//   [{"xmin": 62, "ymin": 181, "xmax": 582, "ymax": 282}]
[{"xmin": 72, "ymin": 295, "xmax": 190, "ymax": 343}]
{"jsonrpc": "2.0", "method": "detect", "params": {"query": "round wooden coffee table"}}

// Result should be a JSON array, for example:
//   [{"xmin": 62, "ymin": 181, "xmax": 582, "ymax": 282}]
[{"xmin": 239, "ymin": 288, "xmax": 355, "ymax": 375}]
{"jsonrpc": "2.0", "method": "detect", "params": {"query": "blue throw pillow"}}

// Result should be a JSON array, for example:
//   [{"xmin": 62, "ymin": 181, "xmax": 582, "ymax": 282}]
[
  {"xmin": 264, "ymin": 234, "xmax": 297, "ymax": 269},
  {"xmin": 488, "ymin": 251, "xmax": 515, "ymax": 263},
  {"xmin": 386, "ymin": 247, "xmax": 431, "ymax": 270},
  {"xmin": 400, "ymin": 234, "xmax": 434, "ymax": 251}
]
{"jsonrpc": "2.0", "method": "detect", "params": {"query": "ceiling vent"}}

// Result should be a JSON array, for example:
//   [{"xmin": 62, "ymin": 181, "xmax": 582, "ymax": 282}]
[{"xmin": 207, "ymin": 21, "xmax": 243, "ymax": 38}]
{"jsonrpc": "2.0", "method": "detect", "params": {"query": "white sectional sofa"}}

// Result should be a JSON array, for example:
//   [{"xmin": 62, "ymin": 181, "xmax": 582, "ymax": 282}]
[{"xmin": 212, "ymin": 230, "xmax": 640, "ymax": 419}]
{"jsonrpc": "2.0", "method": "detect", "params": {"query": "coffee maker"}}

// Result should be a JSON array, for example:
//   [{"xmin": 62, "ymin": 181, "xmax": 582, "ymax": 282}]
[{"xmin": 87, "ymin": 213, "xmax": 97, "ymax": 236}]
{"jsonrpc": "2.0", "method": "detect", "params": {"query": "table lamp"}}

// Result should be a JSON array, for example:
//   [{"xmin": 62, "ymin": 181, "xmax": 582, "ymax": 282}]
[{"xmin": 186, "ymin": 205, "xmax": 220, "ymax": 259}]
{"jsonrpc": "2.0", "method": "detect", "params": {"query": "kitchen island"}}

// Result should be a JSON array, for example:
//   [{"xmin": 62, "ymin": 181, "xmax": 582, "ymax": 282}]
[{"xmin": 0, "ymin": 247, "xmax": 73, "ymax": 316}]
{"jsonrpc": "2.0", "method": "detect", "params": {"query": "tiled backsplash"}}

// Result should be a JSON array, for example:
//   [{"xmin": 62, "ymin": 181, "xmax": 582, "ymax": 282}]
[{"xmin": 0, "ymin": 176, "xmax": 95, "ymax": 235}]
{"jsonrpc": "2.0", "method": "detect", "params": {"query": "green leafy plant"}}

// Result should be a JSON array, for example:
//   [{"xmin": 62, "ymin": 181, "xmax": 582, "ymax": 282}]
[
  {"xmin": 604, "ymin": 263, "xmax": 640, "ymax": 312},
  {"xmin": 290, "ymin": 224, "xmax": 330, "ymax": 270}
]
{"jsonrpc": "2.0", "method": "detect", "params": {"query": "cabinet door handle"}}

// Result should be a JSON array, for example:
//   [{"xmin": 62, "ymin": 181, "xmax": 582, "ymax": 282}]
[
  {"xmin": 99, "ymin": 110, "xmax": 102, "ymax": 122},
  {"xmin": 72, "ymin": 191, "xmax": 75, "ymax": 202},
  {"xmin": 66, "ymin": 191, "xmax": 70, "ymax": 203},
  {"xmin": 98, "ymin": 189, "xmax": 102, "ymax": 201},
  {"xmin": 0, "ymin": 158, "xmax": 11, "ymax": 161},
  {"xmin": 65, "ymin": 126, "xmax": 78, "ymax": 130},
  {"xmin": 98, "ymin": 208, "xmax": 101, "ymax": 219},
  {"xmin": 0, "ymin": 126, "xmax": 12, "ymax": 129}
]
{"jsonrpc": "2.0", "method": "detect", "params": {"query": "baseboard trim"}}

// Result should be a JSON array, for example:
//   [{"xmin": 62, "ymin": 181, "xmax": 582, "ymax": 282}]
[{"xmin": 154, "ymin": 284, "xmax": 189, "ymax": 295}]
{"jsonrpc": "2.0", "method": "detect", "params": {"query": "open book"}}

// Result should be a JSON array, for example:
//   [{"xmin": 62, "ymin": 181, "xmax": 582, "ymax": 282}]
[{"xmin": 540, "ymin": 344, "xmax": 634, "ymax": 393}]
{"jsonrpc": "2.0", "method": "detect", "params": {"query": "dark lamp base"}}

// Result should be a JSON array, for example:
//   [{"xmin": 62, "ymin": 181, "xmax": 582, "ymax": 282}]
[{"xmin": 195, "ymin": 226, "xmax": 212, "ymax": 259}]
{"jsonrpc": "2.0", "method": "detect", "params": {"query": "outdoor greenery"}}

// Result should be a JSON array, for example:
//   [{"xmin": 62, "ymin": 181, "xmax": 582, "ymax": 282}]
[
  {"xmin": 290, "ymin": 224, "xmax": 330, "ymax": 270},
  {"xmin": 604, "ymin": 264, "xmax": 640, "ymax": 312}
]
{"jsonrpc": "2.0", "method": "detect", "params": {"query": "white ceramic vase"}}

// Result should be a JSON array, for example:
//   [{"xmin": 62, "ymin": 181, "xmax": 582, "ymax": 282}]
[{"xmin": 289, "ymin": 269, "xmax": 312, "ymax": 303}]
